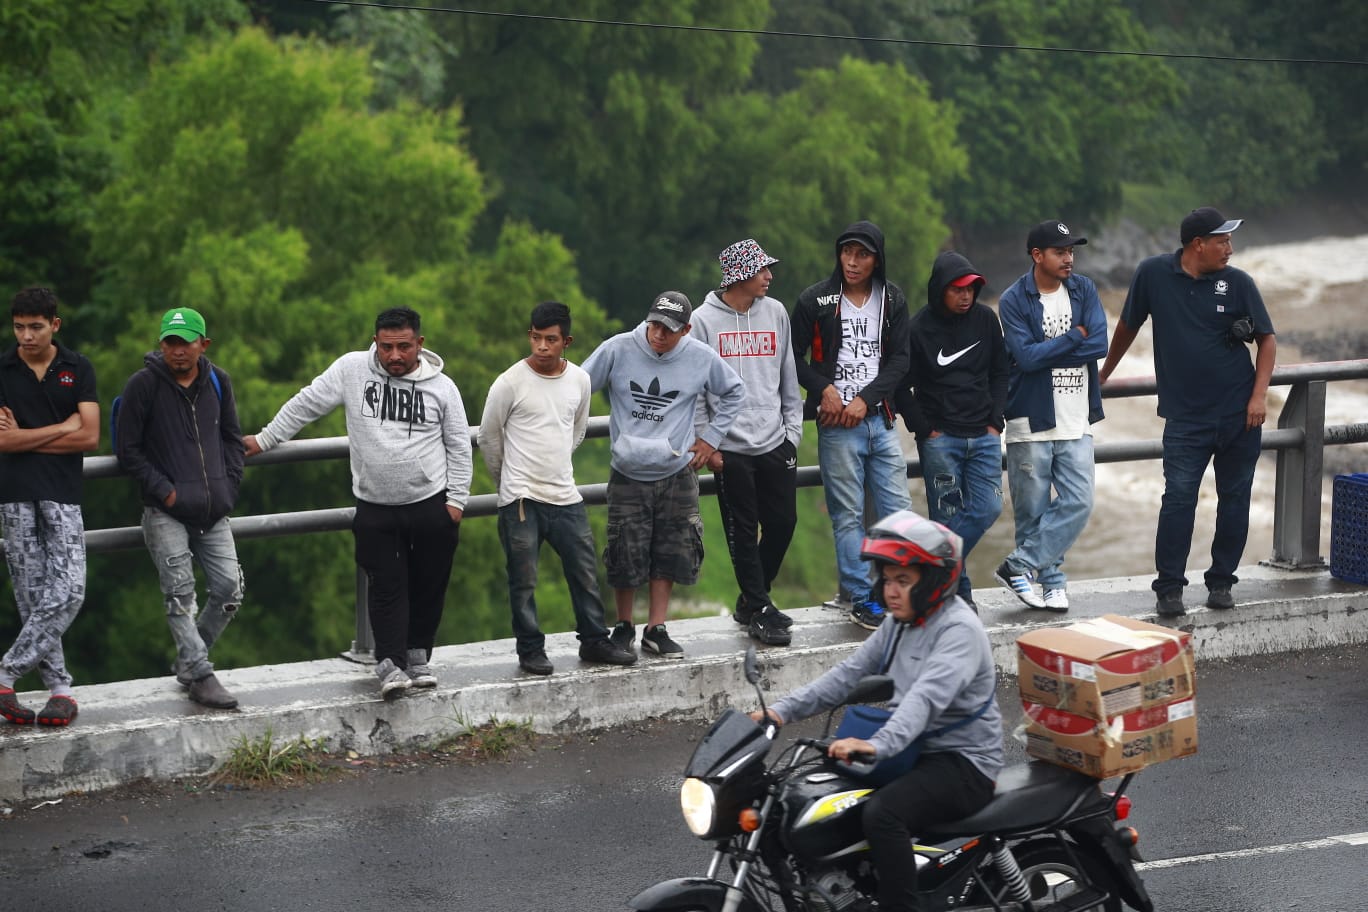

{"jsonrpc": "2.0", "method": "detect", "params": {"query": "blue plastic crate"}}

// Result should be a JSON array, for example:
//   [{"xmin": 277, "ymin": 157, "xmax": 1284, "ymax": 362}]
[{"xmin": 1330, "ymin": 473, "xmax": 1368, "ymax": 585}]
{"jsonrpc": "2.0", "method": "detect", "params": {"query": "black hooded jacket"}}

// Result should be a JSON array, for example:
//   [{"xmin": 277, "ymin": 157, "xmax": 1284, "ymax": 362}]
[
  {"xmin": 791, "ymin": 220, "xmax": 911, "ymax": 422},
  {"xmin": 115, "ymin": 352, "xmax": 244, "ymax": 529},
  {"xmin": 896, "ymin": 251, "xmax": 1009, "ymax": 440}
]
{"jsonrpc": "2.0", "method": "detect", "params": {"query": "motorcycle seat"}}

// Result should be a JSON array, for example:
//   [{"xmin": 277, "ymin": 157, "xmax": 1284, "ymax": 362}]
[{"xmin": 921, "ymin": 760, "xmax": 1105, "ymax": 839}]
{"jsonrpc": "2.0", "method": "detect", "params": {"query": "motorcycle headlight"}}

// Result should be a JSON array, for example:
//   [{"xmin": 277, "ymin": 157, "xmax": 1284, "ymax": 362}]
[{"xmin": 680, "ymin": 777, "xmax": 717, "ymax": 837}]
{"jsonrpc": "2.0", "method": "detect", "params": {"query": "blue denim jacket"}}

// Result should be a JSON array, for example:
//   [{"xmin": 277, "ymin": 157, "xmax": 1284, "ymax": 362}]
[{"xmin": 999, "ymin": 270, "xmax": 1108, "ymax": 432}]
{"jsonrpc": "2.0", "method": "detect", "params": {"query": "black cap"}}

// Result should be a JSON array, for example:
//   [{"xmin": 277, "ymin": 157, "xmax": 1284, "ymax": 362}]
[
  {"xmin": 1180, "ymin": 207, "xmax": 1243, "ymax": 245},
  {"xmin": 837, "ymin": 233, "xmax": 877, "ymax": 254},
  {"xmin": 645, "ymin": 290, "xmax": 692, "ymax": 332},
  {"xmin": 1027, "ymin": 220, "xmax": 1088, "ymax": 254}
]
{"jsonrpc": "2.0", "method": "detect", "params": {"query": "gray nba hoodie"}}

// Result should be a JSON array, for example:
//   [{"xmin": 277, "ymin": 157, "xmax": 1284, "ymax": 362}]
[{"xmin": 254, "ymin": 344, "xmax": 472, "ymax": 507}]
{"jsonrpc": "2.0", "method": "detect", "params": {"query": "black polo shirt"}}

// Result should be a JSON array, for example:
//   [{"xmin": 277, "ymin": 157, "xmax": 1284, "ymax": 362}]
[
  {"xmin": 0, "ymin": 341, "xmax": 98, "ymax": 505},
  {"xmin": 1120, "ymin": 251, "xmax": 1274, "ymax": 421}
]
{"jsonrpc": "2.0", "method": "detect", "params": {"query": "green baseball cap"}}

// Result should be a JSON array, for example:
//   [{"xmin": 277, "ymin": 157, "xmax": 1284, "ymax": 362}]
[{"xmin": 160, "ymin": 308, "xmax": 207, "ymax": 342}]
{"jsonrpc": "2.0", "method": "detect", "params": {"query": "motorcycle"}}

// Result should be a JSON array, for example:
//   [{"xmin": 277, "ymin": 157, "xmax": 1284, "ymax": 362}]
[{"xmin": 628, "ymin": 647, "xmax": 1153, "ymax": 912}]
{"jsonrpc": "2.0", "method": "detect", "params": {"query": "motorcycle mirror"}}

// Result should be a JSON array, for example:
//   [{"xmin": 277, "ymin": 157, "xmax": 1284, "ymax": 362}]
[
  {"xmin": 743, "ymin": 645, "xmax": 761, "ymax": 685},
  {"xmin": 844, "ymin": 674, "xmax": 895, "ymax": 706}
]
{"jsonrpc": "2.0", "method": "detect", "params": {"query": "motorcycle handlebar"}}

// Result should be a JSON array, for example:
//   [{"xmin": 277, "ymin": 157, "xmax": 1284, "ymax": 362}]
[{"xmin": 795, "ymin": 738, "xmax": 876, "ymax": 764}]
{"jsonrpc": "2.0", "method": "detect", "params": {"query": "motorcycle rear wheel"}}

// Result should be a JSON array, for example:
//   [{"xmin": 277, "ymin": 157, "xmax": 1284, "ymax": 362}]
[{"xmin": 984, "ymin": 843, "xmax": 1123, "ymax": 912}]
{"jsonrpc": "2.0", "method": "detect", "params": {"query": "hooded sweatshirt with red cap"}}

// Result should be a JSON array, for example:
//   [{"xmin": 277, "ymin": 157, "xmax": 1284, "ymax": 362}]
[{"xmin": 896, "ymin": 250, "xmax": 1009, "ymax": 440}]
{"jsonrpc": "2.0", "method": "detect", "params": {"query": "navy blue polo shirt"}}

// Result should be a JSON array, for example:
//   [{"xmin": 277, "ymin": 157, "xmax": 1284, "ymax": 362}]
[
  {"xmin": 1121, "ymin": 251, "xmax": 1274, "ymax": 421},
  {"xmin": 0, "ymin": 341, "xmax": 98, "ymax": 504}
]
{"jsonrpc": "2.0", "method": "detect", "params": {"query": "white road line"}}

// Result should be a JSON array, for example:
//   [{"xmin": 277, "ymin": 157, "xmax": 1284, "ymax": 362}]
[{"xmin": 1137, "ymin": 832, "xmax": 1368, "ymax": 870}]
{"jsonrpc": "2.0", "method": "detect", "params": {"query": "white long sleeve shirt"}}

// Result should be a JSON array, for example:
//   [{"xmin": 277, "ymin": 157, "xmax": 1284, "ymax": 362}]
[{"xmin": 477, "ymin": 359, "xmax": 590, "ymax": 507}]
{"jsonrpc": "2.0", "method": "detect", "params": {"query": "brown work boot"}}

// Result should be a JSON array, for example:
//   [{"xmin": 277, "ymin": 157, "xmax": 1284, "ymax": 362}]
[{"xmin": 188, "ymin": 673, "xmax": 239, "ymax": 709}]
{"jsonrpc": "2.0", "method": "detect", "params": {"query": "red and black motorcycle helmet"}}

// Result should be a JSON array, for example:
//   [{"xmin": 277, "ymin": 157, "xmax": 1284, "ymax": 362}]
[{"xmin": 860, "ymin": 511, "xmax": 963, "ymax": 624}]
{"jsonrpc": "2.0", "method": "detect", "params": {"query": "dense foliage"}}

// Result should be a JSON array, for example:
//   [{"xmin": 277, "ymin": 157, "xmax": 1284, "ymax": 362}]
[{"xmin": 1, "ymin": 0, "xmax": 1362, "ymax": 683}]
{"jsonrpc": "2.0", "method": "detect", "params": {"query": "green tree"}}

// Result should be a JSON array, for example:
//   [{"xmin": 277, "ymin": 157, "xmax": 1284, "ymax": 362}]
[
  {"xmin": 433, "ymin": 0, "xmax": 770, "ymax": 322},
  {"xmin": 0, "ymin": 0, "xmax": 244, "ymax": 307},
  {"xmin": 1127, "ymin": 0, "xmax": 1345, "ymax": 205},
  {"xmin": 698, "ymin": 58, "xmax": 967, "ymax": 301},
  {"xmin": 936, "ymin": 0, "xmax": 1182, "ymax": 232}
]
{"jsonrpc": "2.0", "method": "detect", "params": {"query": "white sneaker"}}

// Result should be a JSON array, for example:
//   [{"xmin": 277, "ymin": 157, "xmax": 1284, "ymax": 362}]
[
  {"xmin": 995, "ymin": 560, "xmax": 1045, "ymax": 609},
  {"xmin": 1042, "ymin": 589, "xmax": 1069, "ymax": 612}
]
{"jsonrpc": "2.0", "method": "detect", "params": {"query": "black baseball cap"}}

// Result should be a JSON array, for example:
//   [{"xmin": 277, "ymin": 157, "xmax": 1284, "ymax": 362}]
[
  {"xmin": 1027, "ymin": 220, "xmax": 1088, "ymax": 253},
  {"xmin": 1180, "ymin": 207, "xmax": 1243, "ymax": 245},
  {"xmin": 645, "ymin": 290, "xmax": 692, "ymax": 332}
]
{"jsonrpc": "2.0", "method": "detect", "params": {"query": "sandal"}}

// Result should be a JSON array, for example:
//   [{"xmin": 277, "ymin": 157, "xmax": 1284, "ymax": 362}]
[
  {"xmin": 0, "ymin": 688, "xmax": 36, "ymax": 724},
  {"xmin": 36, "ymin": 695, "xmax": 78, "ymax": 726}
]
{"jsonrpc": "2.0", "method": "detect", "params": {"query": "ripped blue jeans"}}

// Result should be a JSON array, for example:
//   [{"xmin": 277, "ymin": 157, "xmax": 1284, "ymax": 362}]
[{"xmin": 916, "ymin": 433, "xmax": 1004, "ymax": 599}]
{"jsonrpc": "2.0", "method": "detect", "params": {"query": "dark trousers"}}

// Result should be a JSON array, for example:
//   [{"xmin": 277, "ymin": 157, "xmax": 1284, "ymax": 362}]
[
  {"xmin": 1154, "ymin": 413, "xmax": 1262, "ymax": 594},
  {"xmin": 714, "ymin": 440, "xmax": 798, "ymax": 610},
  {"xmin": 862, "ymin": 751, "xmax": 996, "ymax": 912},
  {"xmin": 498, "ymin": 499, "xmax": 609, "ymax": 658},
  {"xmin": 353, "ymin": 493, "xmax": 459, "ymax": 668}
]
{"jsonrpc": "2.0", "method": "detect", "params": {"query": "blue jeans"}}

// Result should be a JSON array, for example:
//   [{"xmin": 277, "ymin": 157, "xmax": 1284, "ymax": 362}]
[
  {"xmin": 1004, "ymin": 437, "xmax": 1095, "ymax": 590},
  {"xmin": 142, "ymin": 508, "xmax": 244, "ymax": 681},
  {"xmin": 498, "ymin": 499, "xmax": 610, "ymax": 658},
  {"xmin": 917, "ymin": 433, "xmax": 1004, "ymax": 599},
  {"xmin": 1154, "ymin": 414, "xmax": 1262, "ymax": 595},
  {"xmin": 818, "ymin": 417, "xmax": 911, "ymax": 602}
]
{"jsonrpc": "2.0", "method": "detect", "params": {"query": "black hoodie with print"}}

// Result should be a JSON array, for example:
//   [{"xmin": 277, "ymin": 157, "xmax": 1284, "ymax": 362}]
[
  {"xmin": 791, "ymin": 220, "xmax": 912, "ymax": 423},
  {"xmin": 896, "ymin": 250, "xmax": 1008, "ymax": 440}
]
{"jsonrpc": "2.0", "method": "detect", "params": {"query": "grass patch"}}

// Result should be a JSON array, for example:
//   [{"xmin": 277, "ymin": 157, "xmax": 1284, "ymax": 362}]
[
  {"xmin": 433, "ymin": 713, "xmax": 535, "ymax": 761},
  {"xmin": 213, "ymin": 728, "xmax": 329, "ymax": 786}
]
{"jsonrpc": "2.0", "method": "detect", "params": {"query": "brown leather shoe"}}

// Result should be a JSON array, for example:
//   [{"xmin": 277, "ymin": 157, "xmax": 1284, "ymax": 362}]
[{"xmin": 188, "ymin": 673, "xmax": 239, "ymax": 709}]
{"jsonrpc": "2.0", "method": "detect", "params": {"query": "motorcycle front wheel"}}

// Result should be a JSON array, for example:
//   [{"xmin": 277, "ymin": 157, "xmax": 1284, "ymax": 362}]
[{"xmin": 983, "ymin": 843, "xmax": 1123, "ymax": 912}]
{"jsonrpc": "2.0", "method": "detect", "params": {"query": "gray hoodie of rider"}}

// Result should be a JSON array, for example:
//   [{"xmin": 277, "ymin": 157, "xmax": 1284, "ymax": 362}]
[
  {"xmin": 252, "ymin": 344, "xmax": 472, "ymax": 509},
  {"xmin": 771, "ymin": 595, "xmax": 1003, "ymax": 782}
]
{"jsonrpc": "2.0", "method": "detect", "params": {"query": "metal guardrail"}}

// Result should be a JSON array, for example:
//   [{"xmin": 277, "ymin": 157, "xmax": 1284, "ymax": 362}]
[{"xmin": 7, "ymin": 360, "xmax": 1368, "ymax": 661}]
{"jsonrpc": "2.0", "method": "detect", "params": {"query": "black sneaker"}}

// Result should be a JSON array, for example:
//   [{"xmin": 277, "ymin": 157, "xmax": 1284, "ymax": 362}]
[
  {"xmin": 749, "ymin": 607, "xmax": 792, "ymax": 646},
  {"xmin": 641, "ymin": 624, "xmax": 684, "ymax": 659},
  {"xmin": 610, "ymin": 621, "xmax": 636, "ymax": 653},
  {"xmin": 518, "ymin": 651, "xmax": 554, "ymax": 676},
  {"xmin": 849, "ymin": 598, "xmax": 885, "ymax": 630},
  {"xmin": 579, "ymin": 637, "xmax": 638, "ymax": 666},
  {"xmin": 1156, "ymin": 591, "xmax": 1186, "ymax": 618},
  {"xmin": 1206, "ymin": 587, "xmax": 1235, "ymax": 610},
  {"xmin": 733, "ymin": 595, "xmax": 793, "ymax": 629}
]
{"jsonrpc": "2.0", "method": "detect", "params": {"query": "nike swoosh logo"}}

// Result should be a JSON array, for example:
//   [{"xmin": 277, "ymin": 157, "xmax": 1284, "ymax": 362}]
[{"xmin": 937, "ymin": 342, "xmax": 981, "ymax": 366}]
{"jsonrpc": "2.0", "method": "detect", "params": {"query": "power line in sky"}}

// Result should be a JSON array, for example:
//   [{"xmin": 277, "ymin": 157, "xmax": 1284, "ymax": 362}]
[{"xmin": 298, "ymin": 0, "xmax": 1368, "ymax": 68}]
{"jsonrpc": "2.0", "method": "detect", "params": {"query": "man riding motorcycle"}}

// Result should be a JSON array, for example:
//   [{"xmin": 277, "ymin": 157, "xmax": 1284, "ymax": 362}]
[{"xmin": 750, "ymin": 510, "xmax": 1003, "ymax": 912}]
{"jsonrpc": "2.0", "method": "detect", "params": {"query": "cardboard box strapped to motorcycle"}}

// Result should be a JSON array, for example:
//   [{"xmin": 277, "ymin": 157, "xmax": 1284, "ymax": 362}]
[
  {"xmin": 1016, "ymin": 614, "xmax": 1195, "ymax": 721},
  {"xmin": 1016, "ymin": 614, "xmax": 1198, "ymax": 779}
]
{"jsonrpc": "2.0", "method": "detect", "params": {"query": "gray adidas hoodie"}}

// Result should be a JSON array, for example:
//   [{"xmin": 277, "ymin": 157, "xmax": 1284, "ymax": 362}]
[
  {"xmin": 582, "ymin": 322, "xmax": 745, "ymax": 482},
  {"xmin": 691, "ymin": 290, "xmax": 803, "ymax": 456},
  {"xmin": 254, "ymin": 344, "xmax": 472, "ymax": 508}
]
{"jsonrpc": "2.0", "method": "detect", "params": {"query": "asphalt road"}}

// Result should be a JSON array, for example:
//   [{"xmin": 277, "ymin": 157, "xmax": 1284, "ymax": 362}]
[{"xmin": 2, "ymin": 644, "xmax": 1366, "ymax": 912}]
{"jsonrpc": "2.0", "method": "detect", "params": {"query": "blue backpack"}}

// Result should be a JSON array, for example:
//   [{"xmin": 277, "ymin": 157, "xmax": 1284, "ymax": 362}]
[{"xmin": 111, "ymin": 367, "xmax": 221, "ymax": 452}]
